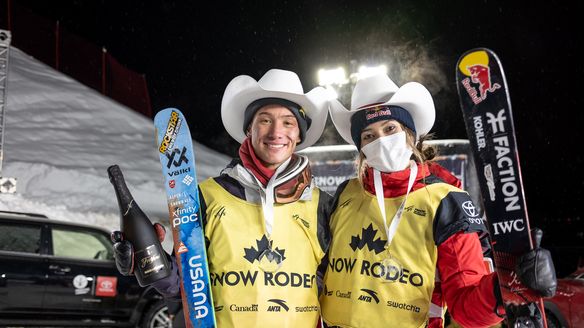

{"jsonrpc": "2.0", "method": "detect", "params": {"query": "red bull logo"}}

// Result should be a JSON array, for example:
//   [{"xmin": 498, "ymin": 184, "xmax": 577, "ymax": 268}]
[
  {"xmin": 459, "ymin": 51, "xmax": 501, "ymax": 104},
  {"xmin": 365, "ymin": 106, "xmax": 391, "ymax": 121},
  {"xmin": 468, "ymin": 64, "xmax": 500, "ymax": 99}
]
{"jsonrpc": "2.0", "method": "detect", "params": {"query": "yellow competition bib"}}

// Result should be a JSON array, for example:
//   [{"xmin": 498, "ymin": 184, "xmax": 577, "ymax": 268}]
[
  {"xmin": 200, "ymin": 178, "xmax": 325, "ymax": 328},
  {"xmin": 321, "ymin": 179, "xmax": 456, "ymax": 328}
]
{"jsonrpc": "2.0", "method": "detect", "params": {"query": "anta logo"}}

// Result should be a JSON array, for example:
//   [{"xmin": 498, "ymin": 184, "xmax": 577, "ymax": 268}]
[
  {"xmin": 267, "ymin": 299, "xmax": 289, "ymax": 312},
  {"xmin": 358, "ymin": 288, "xmax": 380, "ymax": 304},
  {"xmin": 243, "ymin": 235, "xmax": 286, "ymax": 265},
  {"xmin": 339, "ymin": 199, "xmax": 352, "ymax": 208},
  {"xmin": 214, "ymin": 305, "xmax": 224, "ymax": 312},
  {"xmin": 350, "ymin": 224, "xmax": 386, "ymax": 254},
  {"xmin": 214, "ymin": 206, "xmax": 226, "ymax": 220},
  {"xmin": 165, "ymin": 146, "xmax": 189, "ymax": 169},
  {"xmin": 292, "ymin": 214, "xmax": 310, "ymax": 229}
]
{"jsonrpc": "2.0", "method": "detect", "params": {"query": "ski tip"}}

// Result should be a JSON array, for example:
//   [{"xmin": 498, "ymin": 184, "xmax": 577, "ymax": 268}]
[
  {"xmin": 456, "ymin": 48, "xmax": 498, "ymax": 77},
  {"xmin": 154, "ymin": 107, "xmax": 184, "ymax": 119}
]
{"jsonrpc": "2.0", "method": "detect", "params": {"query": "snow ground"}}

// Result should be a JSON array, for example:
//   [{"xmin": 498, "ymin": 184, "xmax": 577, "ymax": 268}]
[{"xmin": 0, "ymin": 47, "xmax": 230, "ymax": 251}]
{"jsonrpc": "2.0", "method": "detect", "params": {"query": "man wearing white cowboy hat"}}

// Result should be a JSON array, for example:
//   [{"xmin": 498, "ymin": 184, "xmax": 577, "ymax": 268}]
[
  {"xmin": 206, "ymin": 68, "xmax": 332, "ymax": 327},
  {"xmin": 111, "ymin": 69, "xmax": 332, "ymax": 327},
  {"xmin": 320, "ymin": 73, "xmax": 556, "ymax": 328}
]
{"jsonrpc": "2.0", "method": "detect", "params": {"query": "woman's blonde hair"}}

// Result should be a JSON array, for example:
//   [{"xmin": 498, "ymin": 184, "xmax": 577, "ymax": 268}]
[{"xmin": 356, "ymin": 122, "xmax": 436, "ymax": 184}]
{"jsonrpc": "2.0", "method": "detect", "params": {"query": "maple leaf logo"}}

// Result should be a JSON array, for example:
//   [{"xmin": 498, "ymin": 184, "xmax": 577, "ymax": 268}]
[
  {"xmin": 349, "ymin": 223, "xmax": 386, "ymax": 254},
  {"xmin": 243, "ymin": 235, "xmax": 287, "ymax": 264}
]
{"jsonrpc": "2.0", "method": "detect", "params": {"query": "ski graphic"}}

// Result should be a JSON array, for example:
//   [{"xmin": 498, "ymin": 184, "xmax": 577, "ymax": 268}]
[
  {"xmin": 455, "ymin": 49, "xmax": 547, "ymax": 327},
  {"xmin": 154, "ymin": 108, "xmax": 216, "ymax": 328}
]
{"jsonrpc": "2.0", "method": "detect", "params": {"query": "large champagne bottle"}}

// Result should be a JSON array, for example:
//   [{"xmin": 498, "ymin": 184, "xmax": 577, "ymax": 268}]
[{"xmin": 108, "ymin": 164, "xmax": 171, "ymax": 286}]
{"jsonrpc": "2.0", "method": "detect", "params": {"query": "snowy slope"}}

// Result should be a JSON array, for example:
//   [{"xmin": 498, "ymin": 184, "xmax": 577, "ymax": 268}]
[{"xmin": 0, "ymin": 47, "xmax": 230, "ymax": 248}]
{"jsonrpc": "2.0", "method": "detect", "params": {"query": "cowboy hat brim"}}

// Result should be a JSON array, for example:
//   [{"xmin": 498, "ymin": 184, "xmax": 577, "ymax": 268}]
[
  {"xmin": 221, "ymin": 75, "xmax": 329, "ymax": 151},
  {"xmin": 329, "ymin": 82, "xmax": 435, "ymax": 146}
]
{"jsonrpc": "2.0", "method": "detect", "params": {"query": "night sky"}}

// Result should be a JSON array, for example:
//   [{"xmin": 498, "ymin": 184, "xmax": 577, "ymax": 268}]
[{"xmin": 10, "ymin": 1, "xmax": 584, "ymax": 267}]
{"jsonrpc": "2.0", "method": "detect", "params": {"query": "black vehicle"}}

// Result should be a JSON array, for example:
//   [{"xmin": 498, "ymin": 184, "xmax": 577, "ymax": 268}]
[{"xmin": 0, "ymin": 211, "xmax": 171, "ymax": 327}]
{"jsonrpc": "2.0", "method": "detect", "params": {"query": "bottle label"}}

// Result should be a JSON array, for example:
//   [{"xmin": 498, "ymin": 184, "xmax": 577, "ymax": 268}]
[{"xmin": 135, "ymin": 244, "xmax": 165, "ymax": 276}]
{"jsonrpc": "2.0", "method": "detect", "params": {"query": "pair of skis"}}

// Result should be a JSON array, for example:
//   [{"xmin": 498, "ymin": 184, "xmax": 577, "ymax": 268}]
[{"xmin": 456, "ymin": 48, "xmax": 548, "ymax": 328}]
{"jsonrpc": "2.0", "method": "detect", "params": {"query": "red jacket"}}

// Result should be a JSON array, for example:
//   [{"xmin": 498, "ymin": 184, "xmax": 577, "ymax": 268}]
[
  {"xmin": 363, "ymin": 162, "xmax": 503, "ymax": 327},
  {"xmin": 438, "ymin": 232, "xmax": 501, "ymax": 327},
  {"xmin": 429, "ymin": 162, "xmax": 503, "ymax": 328}
]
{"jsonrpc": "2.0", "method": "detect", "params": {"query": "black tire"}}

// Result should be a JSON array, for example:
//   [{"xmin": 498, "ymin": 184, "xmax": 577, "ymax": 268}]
[
  {"xmin": 545, "ymin": 309, "xmax": 564, "ymax": 328},
  {"xmin": 141, "ymin": 299, "xmax": 172, "ymax": 328}
]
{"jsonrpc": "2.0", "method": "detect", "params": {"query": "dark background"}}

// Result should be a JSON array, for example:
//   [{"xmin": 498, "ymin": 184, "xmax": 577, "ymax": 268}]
[{"xmin": 8, "ymin": 1, "xmax": 584, "ymax": 275}]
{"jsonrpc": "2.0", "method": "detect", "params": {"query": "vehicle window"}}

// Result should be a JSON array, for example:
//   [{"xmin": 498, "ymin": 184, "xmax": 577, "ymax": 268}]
[
  {"xmin": 51, "ymin": 227, "xmax": 113, "ymax": 261},
  {"xmin": 0, "ymin": 222, "xmax": 41, "ymax": 254}
]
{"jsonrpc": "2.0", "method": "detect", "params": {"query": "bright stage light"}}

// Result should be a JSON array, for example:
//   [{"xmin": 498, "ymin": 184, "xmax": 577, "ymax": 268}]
[
  {"xmin": 317, "ymin": 67, "xmax": 348, "ymax": 86},
  {"xmin": 353, "ymin": 65, "xmax": 388, "ymax": 81}
]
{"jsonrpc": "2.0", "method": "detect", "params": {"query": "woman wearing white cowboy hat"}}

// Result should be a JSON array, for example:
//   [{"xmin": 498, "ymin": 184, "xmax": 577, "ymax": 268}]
[
  {"xmin": 113, "ymin": 68, "xmax": 333, "ymax": 327},
  {"xmin": 319, "ymin": 74, "xmax": 556, "ymax": 328}
]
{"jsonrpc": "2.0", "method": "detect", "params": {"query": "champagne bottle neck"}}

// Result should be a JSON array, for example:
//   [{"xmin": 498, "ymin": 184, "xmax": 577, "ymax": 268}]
[{"xmin": 108, "ymin": 165, "xmax": 137, "ymax": 216}]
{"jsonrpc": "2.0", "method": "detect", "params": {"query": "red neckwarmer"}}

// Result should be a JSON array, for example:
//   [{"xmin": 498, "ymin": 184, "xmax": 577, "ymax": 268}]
[
  {"xmin": 238, "ymin": 137, "xmax": 275, "ymax": 187},
  {"xmin": 362, "ymin": 162, "xmax": 461, "ymax": 198}
]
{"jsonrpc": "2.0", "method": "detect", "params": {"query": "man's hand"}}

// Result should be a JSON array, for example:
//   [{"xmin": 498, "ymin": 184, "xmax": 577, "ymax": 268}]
[
  {"xmin": 110, "ymin": 223, "xmax": 166, "ymax": 276},
  {"xmin": 515, "ymin": 228, "xmax": 557, "ymax": 298}
]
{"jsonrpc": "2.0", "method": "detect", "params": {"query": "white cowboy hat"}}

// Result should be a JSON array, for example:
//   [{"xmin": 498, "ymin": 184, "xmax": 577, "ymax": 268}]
[
  {"xmin": 329, "ymin": 73, "xmax": 435, "ymax": 146},
  {"xmin": 221, "ymin": 69, "xmax": 329, "ymax": 151}
]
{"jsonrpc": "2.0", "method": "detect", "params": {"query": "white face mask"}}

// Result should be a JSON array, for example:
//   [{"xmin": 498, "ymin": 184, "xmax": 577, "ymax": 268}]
[{"xmin": 361, "ymin": 131, "xmax": 413, "ymax": 172}]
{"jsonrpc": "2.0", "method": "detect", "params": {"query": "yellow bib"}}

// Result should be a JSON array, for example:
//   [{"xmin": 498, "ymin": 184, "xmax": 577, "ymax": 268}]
[
  {"xmin": 321, "ymin": 179, "xmax": 456, "ymax": 328},
  {"xmin": 200, "ymin": 178, "xmax": 325, "ymax": 328}
]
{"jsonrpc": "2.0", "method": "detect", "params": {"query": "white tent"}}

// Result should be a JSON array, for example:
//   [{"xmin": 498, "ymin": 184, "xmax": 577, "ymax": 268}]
[{"xmin": 0, "ymin": 47, "xmax": 231, "ymax": 242}]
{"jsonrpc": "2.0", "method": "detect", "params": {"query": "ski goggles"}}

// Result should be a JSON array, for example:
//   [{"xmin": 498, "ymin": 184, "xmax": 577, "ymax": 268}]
[{"xmin": 273, "ymin": 164, "xmax": 312, "ymax": 204}]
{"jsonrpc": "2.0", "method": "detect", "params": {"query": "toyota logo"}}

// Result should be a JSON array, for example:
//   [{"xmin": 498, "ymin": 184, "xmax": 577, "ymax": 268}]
[
  {"xmin": 101, "ymin": 281, "xmax": 113, "ymax": 289},
  {"xmin": 462, "ymin": 201, "xmax": 479, "ymax": 217}
]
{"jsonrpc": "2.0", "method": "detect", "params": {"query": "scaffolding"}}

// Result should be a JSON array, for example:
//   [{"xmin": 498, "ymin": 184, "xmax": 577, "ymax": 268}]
[{"xmin": 0, "ymin": 29, "xmax": 16, "ymax": 193}]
